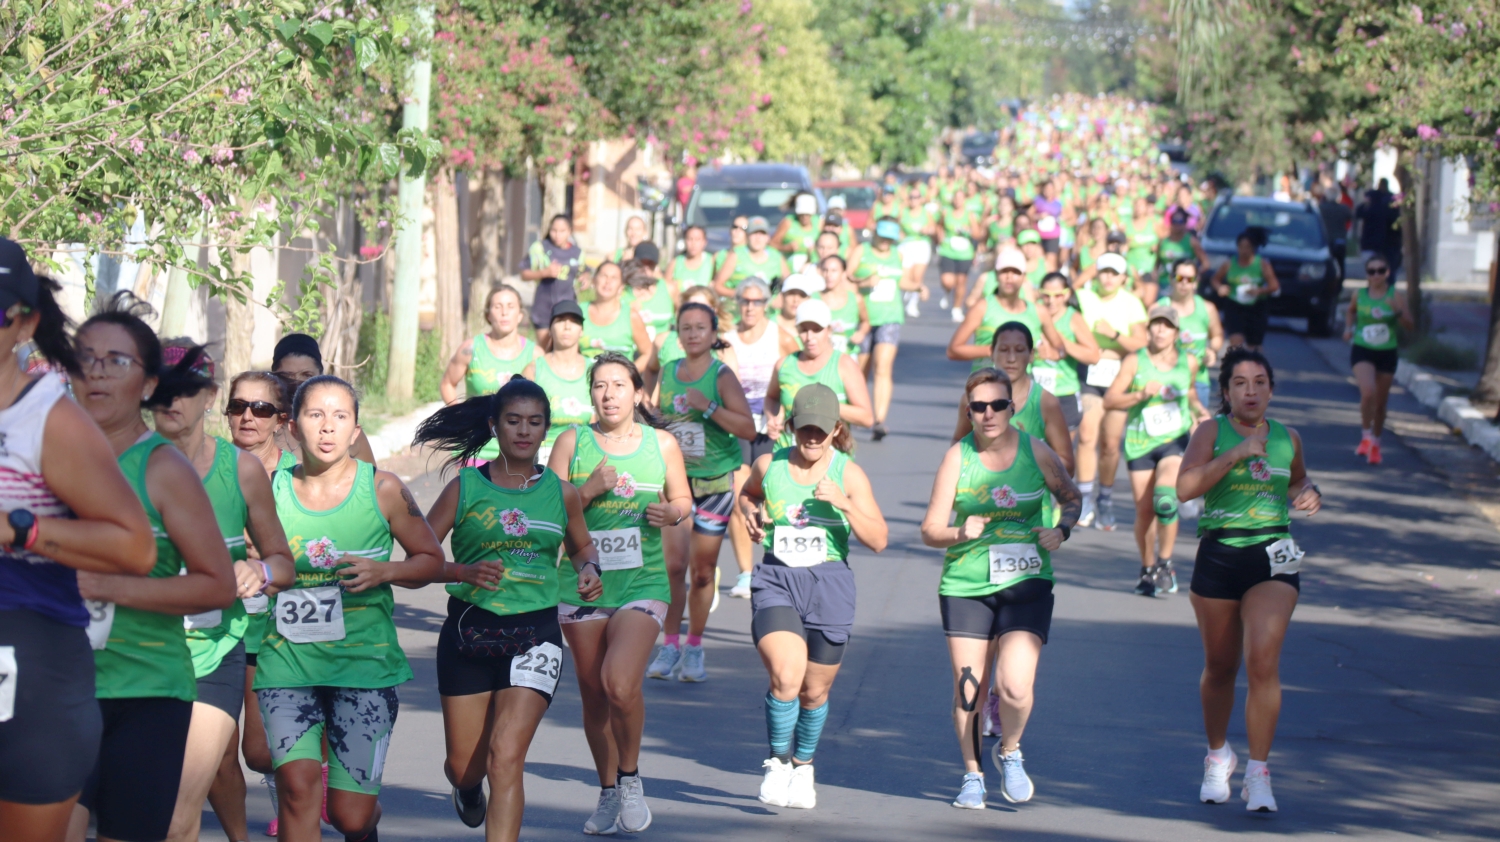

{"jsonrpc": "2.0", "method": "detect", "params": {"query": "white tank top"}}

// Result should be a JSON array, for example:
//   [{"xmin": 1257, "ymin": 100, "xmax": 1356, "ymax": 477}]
[
  {"xmin": 0, "ymin": 376, "xmax": 71, "ymax": 520},
  {"xmin": 727, "ymin": 322, "xmax": 783, "ymax": 415}
]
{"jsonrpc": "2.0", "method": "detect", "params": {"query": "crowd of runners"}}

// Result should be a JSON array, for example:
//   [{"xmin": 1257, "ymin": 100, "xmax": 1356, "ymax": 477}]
[{"xmin": 2, "ymin": 94, "xmax": 1379, "ymax": 842}]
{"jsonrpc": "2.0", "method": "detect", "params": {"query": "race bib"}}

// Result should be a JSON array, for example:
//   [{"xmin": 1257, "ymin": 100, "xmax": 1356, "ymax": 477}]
[
  {"xmin": 538, "ymin": 444, "xmax": 554, "ymax": 469},
  {"xmin": 948, "ymin": 235, "xmax": 970, "ymax": 252},
  {"xmin": 773, "ymin": 525, "xmax": 828, "ymax": 567},
  {"xmin": 1234, "ymin": 283, "xmax": 1258, "ymax": 305},
  {"xmin": 1142, "ymin": 402, "xmax": 1183, "ymax": 438},
  {"xmin": 789, "ymin": 254, "xmax": 809, "ymax": 273},
  {"xmin": 1266, "ymin": 538, "xmax": 1304, "ymax": 577},
  {"xmin": 1361, "ymin": 323, "xmax": 1390, "ymax": 346},
  {"xmin": 668, "ymin": 421, "xmax": 706, "ymax": 459},
  {"xmin": 870, "ymin": 278, "xmax": 898, "ymax": 302},
  {"xmin": 509, "ymin": 641, "xmax": 563, "ymax": 695},
  {"xmin": 753, "ymin": 412, "xmax": 767, "ymax": 435},
  {"xmin": 830, "ymin": 334, "xmax": 850, "ymax": 353},
  {"xmin": 242, "ymin": 594, "xmax": 270, "ymax": 614},
  {"xmin": 0, "ymin": 646, "xmax": 14, "ymax": 723},
  {"xmin": 988, "ymin": 543, "xmax": 1045, "ymax": 584},
  {"xmin": 1032, "ymin": 366, "xmax": 1058, "ymax": 393},
  {"xmin": 1085, "ymin": 358, "xmax": 1121, "ymax": 388},
  {"xmin": 179, "ymin": 567, "xmax": 221, "ymax": 630},
  {"xmin": 276, "ymin": 586, "xmax": 346, "ymax": 643},
  {"xmin": 593, "ymin": 528, "xmax": 643, "ymax": 571},
  {"xmin": 84, "ymin": 600, "xmax": 114, "ymax": 651}
]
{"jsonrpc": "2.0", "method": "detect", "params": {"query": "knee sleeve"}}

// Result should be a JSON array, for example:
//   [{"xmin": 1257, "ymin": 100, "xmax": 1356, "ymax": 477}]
[{"xmin": 1152, "ymin": 485, "xmax": 1179, "ymax": 525}]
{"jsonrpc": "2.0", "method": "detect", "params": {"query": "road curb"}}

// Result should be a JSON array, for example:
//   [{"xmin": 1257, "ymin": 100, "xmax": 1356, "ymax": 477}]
[
  {"xmin": 1395, "ymin": 360, "xmax": 1500, "ymax": 462},
  {"xmin": 367, "ymin": 400, "xmax": 445, "ymax": 461}
]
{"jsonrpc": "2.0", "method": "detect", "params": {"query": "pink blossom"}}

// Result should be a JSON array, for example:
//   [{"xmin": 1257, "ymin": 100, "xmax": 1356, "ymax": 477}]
[
  {"xmin": 211, "ymin": 145, "xmax": 233, "ymax": 164},
  {"xmin": 1412, "ymin": 5, "xmax": 1423, "ymax": 24},
  {"xmin": 359, "ymin": 245, "xmax": 384, "ymax": 259},
  {"xmin": 1450, "ymin": 22, "xmax": 1467, "ymax": 38},
  {"xmin": 1290, "ymin": 46, "xmax": 1302, "ymax": 60},
  {"xmin": 182, "ymin": 149, "xmax": 202, "ymax": 165},
  {"xmin": 435, "ymin": 30, "xmax": 455, "ymax": 41},
  {"xmin": 740, "ymin": 0, "xmax": 753, "ymax": 12},
  {"xmin": 228, "ymin": 87, "xmax": 252, "ymax": 105},
  {"xmin": 1, "ymin": 107, "xmax": 12, "ymax": 120},
  {"xmin": 749, "ymin": 23, "xmax": 763, "ymax": 35},
  {"xmin": 1365, "ymin": 82, "xmax": 1379, "ymax": 94},
  {"xmin": 1416, "ymin": 124, "xmax": 1441, "ymax": 140},
  {"xmin": 377, "ymin": 219, "xmax": 389, "ymax": 229},
  {"xmin": 761, "ymin": 93, "xmax": 773, "ymax": 105},
  {"xmin": 751, "ymin": 139, "xmax": 764, "ymax": 153},
  {"xmin": 127, "ymin": 137, "xmax": 145, "ymax": 155},
  {"xmin": 776, "ymin": 45, "xmax": 787, "ymax": 56}
]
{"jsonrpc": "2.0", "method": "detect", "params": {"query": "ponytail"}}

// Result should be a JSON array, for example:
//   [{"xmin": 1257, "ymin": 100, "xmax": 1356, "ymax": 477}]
[
  {"xmin": 830, "ymin": 421, "xmax": 856, "ymax": 455},
  {"xmin": 28, "ymin": 276, "xmax": 79, "ymax": 374},
  {"xmin": 413, "ymin": 375, "xmax": 552, "ymax": 471}
]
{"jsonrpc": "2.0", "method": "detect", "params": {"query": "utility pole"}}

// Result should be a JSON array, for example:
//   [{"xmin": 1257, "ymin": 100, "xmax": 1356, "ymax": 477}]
[{"xmin": 387, "ymin": 2, "xmax": 432, "ymax": 402}]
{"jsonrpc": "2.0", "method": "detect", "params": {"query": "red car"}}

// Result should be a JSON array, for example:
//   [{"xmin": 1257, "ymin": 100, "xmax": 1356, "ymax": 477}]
[{"xmin": 817, "ymin": 180, "xmax": 880, "ymax": 236}]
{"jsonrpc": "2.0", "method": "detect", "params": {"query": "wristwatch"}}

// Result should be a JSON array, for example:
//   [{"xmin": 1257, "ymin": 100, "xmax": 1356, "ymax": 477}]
[
  {"xmin": 704, "ymin": 400, "xmax": 719, "ymax": 418},
  {"xmin": 1058, "ymin": 523, "xmax": 1072, "ymax": 542},
  {"xmin": 8, "ymin": 509, "xmax": 35, "ymax": 551}
]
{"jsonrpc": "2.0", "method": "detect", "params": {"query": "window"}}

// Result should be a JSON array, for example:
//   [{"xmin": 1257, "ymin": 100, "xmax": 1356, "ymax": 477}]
[
  {"xmin": 1206, "ymin": 205, "xmax": 1325, "ymax": 250},
  {"xmin": 686, "ymin": 187, "xmax": 799, "ymax": 228}
]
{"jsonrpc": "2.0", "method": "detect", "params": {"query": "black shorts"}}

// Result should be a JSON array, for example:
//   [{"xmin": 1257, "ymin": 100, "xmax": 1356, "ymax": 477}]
[
  {"xmin": 80, "ymin": 696, "xmax": 194, "ymax": 842},
  {"xmin": 1190, "ymin": 537, "xmax": 1302, "ymax": 601},
  {"xmin": 1126, "ymin": 433, "xmax": 1190, "ymax": 472},
  {"xmin": 1221, "ymin": 300, "xmax": 1268, "ymax": 346},
  {"xmin": 940, "ymin": 578, "xmax": 1055, "ymax": 643},
  {"xmin": 1350, "ymin": 344, "xmax": 1398, "ymax": 374},
  {"xmin": 0, "ymin": 609, "xmax": 103, "ymax": 805},
  {"xmin": 195, "ymin": 640, "xmax": 246, "ymax": 719},
  {"xmin": 437, "ymin": 599, "xmax": 564, "ymax": 703},
  {"xmin": 742, "ymin": 433, "xmax": 776, "ymax": 464},
  {"xmin": 939, "ymin": 256, "xmax": 973, "ymax": 276},
  {"xmin": 1056, "ymin": 393, "xmax": 1082, "ymax": 430},
  {"xmin": 750, "ymin": 558, "xmax": 856, "ymax": 648},
  {"xmin": 751, "ymin": 605, "xmax": 847, "ymax": 666},
  {"xmin": 245, "ymin": 652, "xmax": 257, "ymax": 667},
  {"xmin": 530, "ymin": 279, "xmax": 577, "ymax": 329},
  {"xmin": 1041, "ymin": 237, "xmax": 1061, "ymax": 255}
]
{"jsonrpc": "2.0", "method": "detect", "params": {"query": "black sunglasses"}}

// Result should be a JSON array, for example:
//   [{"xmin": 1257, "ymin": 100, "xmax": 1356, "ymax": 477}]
[
  {"xmin": 969, "ymin": 398, "xmax": 1014, "ymax": 414},
  {"xmin": 1366, "ymin": 265, "xmax": 1389, "ymax": 275},
  {"xmin": 226, "ymin": 399, "xmax": 283, "ymax": 418}
]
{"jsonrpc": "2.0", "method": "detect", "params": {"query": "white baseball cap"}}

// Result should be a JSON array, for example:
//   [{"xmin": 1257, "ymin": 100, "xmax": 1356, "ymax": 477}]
[
  {"xmin": 794, "ymin": 194, "xmax": 818, "ymax": 215},
  {"xmin": 781, "ymin": 272, "xmax": 825, "ymax": 297},
  {"xmin": 794, "ymin": 299, "xmax": 832, "ymax": 329},
  {"xmin": 827, "ymin": 195, "xmax": 847, "ymax": 210},
  {"xmin": 995, "ymin": 248, "xmax": 1027, "ymax": 274},
  {"xmin": 1096, "ymin": 252, "xmax": 1128, "ymax": 274}
]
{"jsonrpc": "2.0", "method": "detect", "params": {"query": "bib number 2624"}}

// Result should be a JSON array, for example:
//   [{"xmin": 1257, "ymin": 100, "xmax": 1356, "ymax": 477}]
[
  {"xmin": 276, "ymin": 586, "xmax": 346, "ymax": 643},
  {"xmin": 593, "ymin": 528, "xmax": 643, "ymax": 571}
]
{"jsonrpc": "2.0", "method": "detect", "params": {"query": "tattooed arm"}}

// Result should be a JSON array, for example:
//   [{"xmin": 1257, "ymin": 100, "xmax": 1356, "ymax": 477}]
[
  {"xmin": 335, "ymin": 471, "xmax": 446, "ymax": 592},
  {"xmin": 1030, "ymin": 435, "xmax": 1081, "ymax": 551}
]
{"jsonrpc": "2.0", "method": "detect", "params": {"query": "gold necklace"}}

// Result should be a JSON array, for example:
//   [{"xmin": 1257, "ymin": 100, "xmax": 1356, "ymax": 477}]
[{"xmin": 595, "ymin": 422, "xmax": 636, "ymax": 442}]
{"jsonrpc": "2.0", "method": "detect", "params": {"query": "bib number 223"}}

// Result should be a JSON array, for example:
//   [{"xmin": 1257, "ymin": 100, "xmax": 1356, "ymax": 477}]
[{"xmin": 510, "ymin": 642, "xmax": 563, "ymax": 695}]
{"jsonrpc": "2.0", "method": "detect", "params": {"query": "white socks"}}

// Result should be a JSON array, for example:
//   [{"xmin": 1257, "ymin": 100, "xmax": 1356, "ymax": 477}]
[
  {"xmin": 1207, "ymin": 744, "xmax": 1233, "ymax": 763},
  {"xmin": 1362, "ymin": 428, "xmax": 1373, "ymax": 440},
  {"xmin": 1246, "ymin": 759, "xmax": 1268, "ymax": 776}
]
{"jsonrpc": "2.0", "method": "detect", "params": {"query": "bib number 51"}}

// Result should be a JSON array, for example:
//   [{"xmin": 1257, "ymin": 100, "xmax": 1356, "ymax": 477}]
[{"xmin": 1266, "ymin": 538, "xmax": 1304, "ymax": 577}]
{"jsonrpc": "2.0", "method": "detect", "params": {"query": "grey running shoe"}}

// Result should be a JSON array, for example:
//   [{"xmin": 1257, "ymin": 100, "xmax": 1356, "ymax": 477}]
[
  {"xmin": 582, "ymin": 788, "xmax": 620, "ymax": 835},
  {"xmin": 616, "ymin": 774, "xmax": 653, "ymax": 832},
  {"xmin": 952, "ymin": 772, "xmax": 987, "ymax": 809},
  {"xmin": 1134, "ymin": 567, "xmax": 1158, "ymax": 597},
  {"xmin": 995, "ymin": 748, "xmax": 1034, "ymax": 803}
]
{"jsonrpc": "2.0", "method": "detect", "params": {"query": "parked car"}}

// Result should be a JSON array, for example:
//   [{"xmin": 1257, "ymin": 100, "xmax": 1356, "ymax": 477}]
[
  {"xmin": 960, "ymin": 131, "xmax": 1000, "ymax": 166},
  {"xmin": 816, "ymin": 180, "xmax": 879, "ymax": 238},
  {"xmin": 682, "ymin": 164, "xmax": 820, "ymax": 253},
  {"xmin": 1200, "ymin": 197, "xmax": 1343, "ymax": 336}
]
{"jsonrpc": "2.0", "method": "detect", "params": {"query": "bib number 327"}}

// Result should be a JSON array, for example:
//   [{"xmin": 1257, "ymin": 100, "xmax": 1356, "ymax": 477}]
[
  {"xmin": 509, "ymin": 641, "xmax": 563, "ymax": 695},
  {"xmin": 989, "ymin": 543, "xmax": 1044, "ymax": 584},
  {"xmin": 1266, "ymin": 538, "xmax": 1304, "ymax": 577},
  {"xmin": 593, "ymin": 528, "xmax": 643, "ymax": 571},
  {"xmin": 276, "ymin": 586, "xmax": 346, "ymax": 643}
]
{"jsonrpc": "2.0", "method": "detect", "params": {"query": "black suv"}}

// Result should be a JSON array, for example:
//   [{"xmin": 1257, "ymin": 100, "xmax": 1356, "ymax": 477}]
[{"xmin": 1200, "ymin": 197, "xmax": 1343, "ymax": 336}]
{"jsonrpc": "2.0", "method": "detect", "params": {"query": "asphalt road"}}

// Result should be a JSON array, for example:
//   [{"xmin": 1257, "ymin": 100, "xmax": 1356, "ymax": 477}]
[{"xmin": 210, "ymin": 281, "xmax": 1500, "ymax": 842}]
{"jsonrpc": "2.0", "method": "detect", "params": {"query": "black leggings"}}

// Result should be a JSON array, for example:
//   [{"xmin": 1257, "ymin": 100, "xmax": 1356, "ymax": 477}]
[{"xmin": 751, "ymin": 605, "xmax": 847, "ymax": 665}]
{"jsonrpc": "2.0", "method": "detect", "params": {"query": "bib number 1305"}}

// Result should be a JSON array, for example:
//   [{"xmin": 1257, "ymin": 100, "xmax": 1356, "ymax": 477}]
[
  {"xmin": 510, "ymin": 642, "xmax": 563, "ymax": 695},
  {"xmin": 276, "ymin": 586, "xmax": 346, "ymax": 643},
  {"xmin": 988, "ymin": 543, "xmax": 1044, "ymax": 584}
]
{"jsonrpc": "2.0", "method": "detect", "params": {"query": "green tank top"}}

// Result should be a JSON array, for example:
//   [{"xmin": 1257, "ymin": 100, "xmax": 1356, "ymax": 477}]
[
  {"xmin": 658, "ymin": 332, "xmax": 685, "ymax": 367},
  {"xmin": 854, "ymin": 244, "xmax": 904, "ymax": 327},
  {"xmin": 761, "ymin": 448, "xmax": 852, "ymax": 563},
  {"xmin": 186, "ymin": 437, "xmax": 250, "ymax": 679},
  {"xmin": 774, "ymin": 351, "xmax": 848, "ymax": 448},
  {"xmin": 256, "ymin": 461, "xmax": 408, "ymax": 690},
  {"xmin": 1352, "ymin": 286, "xmax": 1399, "ymax": 350},
  {"xmin": 673, "ymin": 254, "xmax": 714, "ymax": 288},
  {"xmin": 448, "ymin": 466, "xmax": 568, "ymax": 615},
  {"xmin": 660, "ymin": 359, "xmax": 741, "ymax": 479},
  {"xmin": 1156, "ymin": 233, "xmax": 1195, "ymax": 280},
  {"xmin": 1031, "ymin": 307, "xmax": 1081, "ymax": 397},
  {"xmin": 824, "ymin": 289, "xmax": 862, "ymax": 355},
  {"xmin": 730, "ymin": 246, "xmax": 787, "ymax": 288},
  {"xmin": 937, "ymin": 208, "xmax": 977, "ymax": 260},
  {"xmin": 1123, "ymin": 348, "xmax": 1194, "ymax": 460},
  {"xmin": 940, "ymin": 432, "xmax": 1054, "ymax": 598},
  {"xmin": 243, "ymin": 449, "xmax": 301, "ymax": 656},
  {"xmin": 626, "ymin": 283, "xmax": 675, "ymax": 339},
  {"xmin": 561, "ymin": 425, "xmax": 669, "ymax": 607},
  {"xmin": 582, "ymin": 302, "xmax": 636, "ymax": 357},
  {"xmin": 1174, "ymin": 296, "xmax": 1213, "ymax": 385},
  {"xmin": 1124, "ymin": 219, "xmax": 1158, "ymax": 275},
  {"xmin": 1226, "ymin": 255, "xmax": 1265, "ymax": 305},
  {"xmin": 899, "ymin": 207, "xmax": 932, "ymax": 243},
  {"xmin": 1011, "ymin": 378, "xmax": 1046, "ymax": 438},
  {"xmin": 533, "ymin": 355, "xmax": 592, "ymax": 448},
  {"xmin": 988, "ymin": 221, "xmax": 1013, "ymax": 248},
  {"xmin": 95, "ymin": 434, "xmax": 196, "ymax": 701},
  {"xmin": 1199, "ymin": 417, "xmax": 1293, "ymax": 547},
  {"xmin": 784, "ymin": 214, "xmax": 822, "ymax": 253},
  {"xmin": 467, "ymin": 336, "xmax": 536, "ymax": 460},
  {"xmin": 973, "ymin": 299, "xmax": 1041, "ymax": 372}
]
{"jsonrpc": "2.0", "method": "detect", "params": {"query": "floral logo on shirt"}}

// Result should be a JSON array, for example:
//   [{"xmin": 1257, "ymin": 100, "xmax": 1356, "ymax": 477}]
[
  {"xmin": 559, "ymin": 396, "xmax": 589, "ymax": 417},
  {"xmin": 499, "ymin": 508, "xmax": 530, "ymax": 537},
  {"xmin": 1248, "ymin": 458, "xmax": 1272, "ymax": 482},
  {"xmin": 305, "ymin": 537, "xmax": 339, "ymax": 569},
  {"xmin": 991, "ymin": 485, "xmax": 1018, "ymax": 508},
  {"xmin": 614, "ymin": 471, "xmax": 638, "ymax": 499},
  {"xmin": 672, "ymin": 394, "xmax": 691, "ymax": 414},
  {"xmin": 787, "ymin": 503, "xmax": 810, "ymax": 527}
]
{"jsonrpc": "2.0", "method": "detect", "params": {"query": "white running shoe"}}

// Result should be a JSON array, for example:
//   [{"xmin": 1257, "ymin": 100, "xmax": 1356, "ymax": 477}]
[
  {"xmin": 582, "ymin": 787, "xmax": 620, "ymax": 835},
  {"xmin": 951, "ymin": 306, "xmax": 964, "ymax": 323},
  {"xmin": 1200, "ymin": 748, "xmax": 1237, "ymax": 804},
  {"xmin": 646, "ymin": 644, "xmax": 681, "ymax": 680},
  {"xmin": 678, "ymin": 644, "xmax": 707, "ymax": 682},
  {"xmin": 940, "ymin": 293, "xmax": 952, "ymax": 310},
  {"xmin": 904, "ymin": 291, "xmax": 921, "ymax": 318},
  {"xmin": 952, "ymin": 771, "xmax": 986, "ymax": 809},
  {"xmin": 758, "ymin": 758, "xmax": 793, "ymax": 806},
  {"xmin": 616, "ymin": 774, "xmax": 652, "ymax": 832},
  {"xmin": 731, "ymin": 571, "xmax": 752, "ymax": 598},
  {"xmin": 1241, "ymin": 766, "xmax": 1277, "ymax": 812},
  {"xmin": 786, "ymin": 764, "xmax": 817, "ymax": 809},
  {"xmin": 995, "ymin": 747, "xmax": 1034, "ymax": 803}
]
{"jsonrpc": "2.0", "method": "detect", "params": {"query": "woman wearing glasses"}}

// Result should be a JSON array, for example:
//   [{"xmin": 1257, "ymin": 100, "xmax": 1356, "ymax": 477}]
[
  {"xmin": 921, "ymin": 367, "xmax": 1080, "ymax": 810},
  {"xmin": 151, "ymin": 343, "xmax": 297, "ymax": 842},
  {"xmin": 1343, "ymin": 257, "xmax": 1412, "ymax": 465},
  {"xmin": 1032, "ymin": 272, "xmax": 1100, "ymax": 435},
  {"xmin": 1162, "ymin": 259, "xmax": 1224, "ymax": 413}
]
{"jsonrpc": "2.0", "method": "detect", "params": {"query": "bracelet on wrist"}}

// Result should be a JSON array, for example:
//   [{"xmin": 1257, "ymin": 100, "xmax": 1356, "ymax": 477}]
[
  {"xmin": 22, "ymin": 520, "xmax": 39, "ymax": 551},
  {"xmin": 1058, "ymin": 524, "xmax": 1072, "ymax": 541},
  {"xmin": 256, "ymin": 560, "xmax": 272, "ymax": 595},
  {"xmin": 580, "ymin": 560, "xmax": 602, "ymax": 576}
]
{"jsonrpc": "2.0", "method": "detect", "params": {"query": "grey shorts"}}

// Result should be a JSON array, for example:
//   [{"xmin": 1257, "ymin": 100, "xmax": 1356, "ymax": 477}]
[
  {"xmin": 859, "ymin": 323, "xmax": 901, "ymax": 353},
  {"xmin": 531, "ymin": 279, "xmax": 576, "ymax": 328},
  {"xmin": 1056, "ymin": 393, "xmax": 1082, "ymax": 430},
  {"xmin": 195, "ymin": 641, "xmax": 246, "ymax": 719},
  {"xmin": 750, "ymin": 558, "xmax": 856, "ymax": 644}
]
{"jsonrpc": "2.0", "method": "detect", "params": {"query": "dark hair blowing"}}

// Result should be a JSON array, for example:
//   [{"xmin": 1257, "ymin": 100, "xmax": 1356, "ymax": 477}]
[
  {"xmin": 291, "ymin": 374, "xmax": 359, "ymax": 422},
  {"xmin": 1038, "ymin": 271, "xmax": 1081, "ymax": 312},
  {"xmin": 1217, "ymin": 346, "xmax": 1275, "ymax": 416},
  {"xmin": 1237, "ymin": 226, "xmax": 1270, "ymax": 249},
  {"xmin": 25, "ymin": 276, "xmax": 79, "ymax": 375},
  {"xmin": 588, "ymin": 352, "xmax": 665, "ymax": 428},
  {"xmin": 79, "ymin": 292, "xmax": 208, "ymax": 409},
  {"xmin": 414, "ymin": 375, "xmax": 550, "ymax": 471}
]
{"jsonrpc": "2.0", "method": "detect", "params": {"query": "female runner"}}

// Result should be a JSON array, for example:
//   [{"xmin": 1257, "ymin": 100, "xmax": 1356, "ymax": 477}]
[
  {"xmin": 1343, "ymin": 256, "xmax": 1412, "ymax": 465},
  {"xmin": 922, "ymin": 367, "xmax": 1081, "ymax": 809},
  {"xmin": 257, "ymin": 375, "xmax": 445, "ymax": 842},
  {"xmin": 441, "ymin": 287, "xmax": 538, "ymax": 451},
  {"xmin": 764, "ymin": 301, "xmax": 875, "ymax": 450},
  {"xmin": 415, "ymin": 377, "xmax": 604, "ymax": 840},
  {"xmin": 154, "ymin": 344, "xmax": 297, "ymax": 842},
  {"xmin": 1177, "ymin": 347, "xmax": 1322, "ymax": 812},
  {"xmin": 0, "ymin": 251, "xmax": 156, "ymax": 842},
  {"xmin": 741, "ymin": 385, "xmax": 888, "ymax": 810},
  {"xmin": 853, "ymin": 218, "xmax": 918, "ymax": 440},
  {"xmin": 665, "ymin": 226, "xmax": 715, "ymax": 291},
  {"xmin": 1163, "ymin": 261, "xmax": 1224, "ymax": 412},
  {"xmin": 1033, "ymin": 272, "xmax": 1101, "ymax": 434},
  {"xmin": 581, "ymin": 262, "xmax": 652, "ymax": 366},
  {"xmin": 1210, "ymin": 228, "xmax": 1279, "ymax": 351},
  {"xmin": 69, "ymin": 298, "xmax": 238, "ymax": 842},
  {"xmin": 1104, "ymin": 305, "xmax": 1211, "ymax": 597},
  {"xmin": 546, "ymin": 354, "xmax": 693, "ymax": 836},
  {"xmin": 521, "ymin": 301, "xmax": 595, "ymax": 468},
  {"xmin": 646, "ymin": 305, "xmax": 756, "ymax": 683},
  {"xmin": 272, "ymin": 334, "xmax": 379, "ymax": 465},
  {"xmin": 948, "ymin": 250, "xmax": 1041, "ymax": 373},
  {"xmin": 1074, "ymin": 253, "xmax": 1148, "ymax": 530},
  {"xmin": 818, "ymin": 254, "xmax": 870, "ymax": 362},
  {"xmin": 950, "ymin": 324, "xmax": 1075, "ymax": 472},
  {"xmin": 937, "ymin": 189, "xmax": 982, "ymax": 321}
]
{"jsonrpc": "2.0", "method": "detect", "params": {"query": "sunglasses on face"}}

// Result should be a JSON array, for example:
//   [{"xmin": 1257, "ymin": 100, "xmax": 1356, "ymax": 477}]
[
  {"xmin": 1175, "ymin": 274, "xmax": 1196, "ymax": 282},
  {"xmin": 733, "ymin": 225, "xmax": 748, "ymax": 232},
  {"xmin": 1367, "ymin": 266, "xmax": 1389, "ymax": 276},
  {"xmin": 227, "ymin": 399, "xmax": 282, "ymax": 418},
  {"xmin": 739, "ymin": 297, "xmax": 768, "ymax": 307},
  {"xmin": 969, "ymin": 398, "xmax": 1014, "ymax": 414}
]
